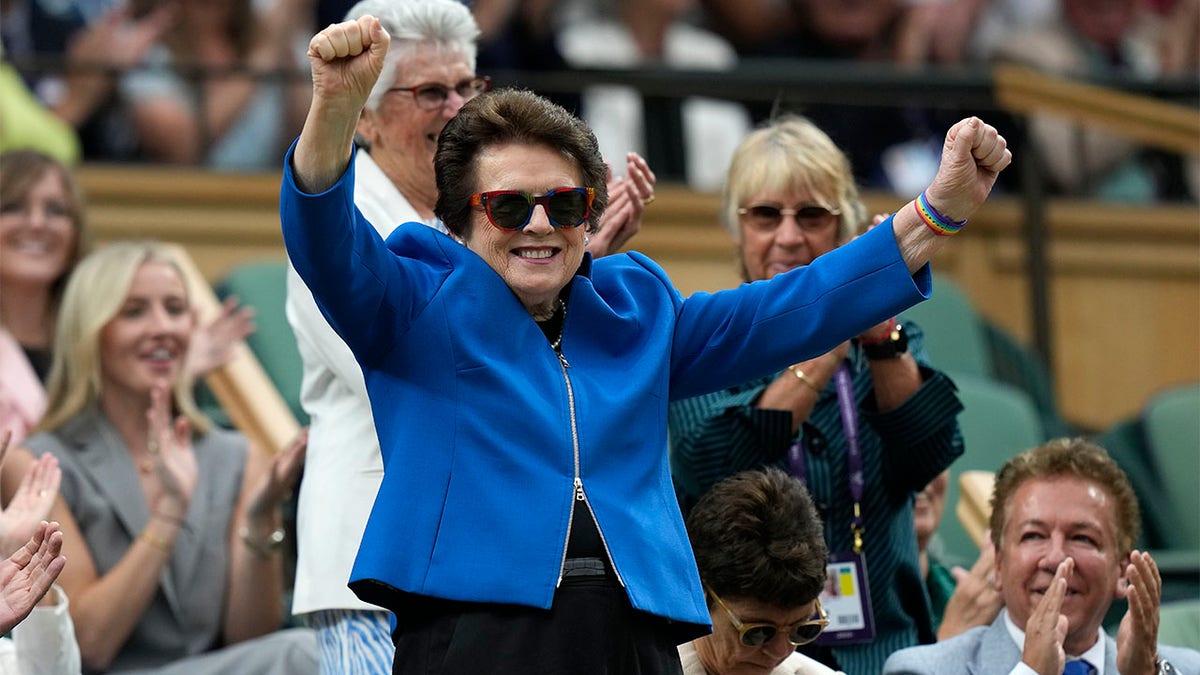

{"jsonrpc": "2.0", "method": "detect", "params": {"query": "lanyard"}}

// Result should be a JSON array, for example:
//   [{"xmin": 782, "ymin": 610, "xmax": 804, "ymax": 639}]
[{"xmin": 787, "ymin": 363, "xmax": 866, "ymax": 553}]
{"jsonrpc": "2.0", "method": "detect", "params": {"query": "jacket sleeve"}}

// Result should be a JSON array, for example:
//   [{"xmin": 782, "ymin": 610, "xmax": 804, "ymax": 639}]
[
  {"xmin": 279, "ymin": 142, "xmax": 450, "ymax": 367},
  {"xmin": 666, "ymin": 218, "xmax": 932, "ymax": 400}
]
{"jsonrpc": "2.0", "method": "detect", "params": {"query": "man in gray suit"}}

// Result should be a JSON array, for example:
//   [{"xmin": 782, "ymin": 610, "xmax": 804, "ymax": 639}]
[{"xmin": 884, "ymin": 438, "xmax": 1199, "ymax": 675}]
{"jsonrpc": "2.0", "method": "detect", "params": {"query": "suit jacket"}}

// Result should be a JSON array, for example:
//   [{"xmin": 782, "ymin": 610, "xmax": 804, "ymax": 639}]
[
  {"xmin": 883, "ymin": 611, "xmax": 1200, "ymax": 674},
  {"xmin": 25, "ymin": 406, "xmax": 247, "ymax": 673}
]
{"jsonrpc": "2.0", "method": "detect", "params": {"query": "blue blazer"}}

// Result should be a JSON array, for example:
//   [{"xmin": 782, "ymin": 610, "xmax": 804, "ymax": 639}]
[
  {"xmin": 281, "ymin": 144, "xmax": 931, "ymax": 628},
  {"xmin": 883, "ymin": 612, "xmax": 1200, "ymax": 674}
]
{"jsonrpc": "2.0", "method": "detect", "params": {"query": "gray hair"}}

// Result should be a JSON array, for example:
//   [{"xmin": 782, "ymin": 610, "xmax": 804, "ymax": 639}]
[{"xmin": 344, "ymin": 0, "xmax": 481, "ymax": 112}]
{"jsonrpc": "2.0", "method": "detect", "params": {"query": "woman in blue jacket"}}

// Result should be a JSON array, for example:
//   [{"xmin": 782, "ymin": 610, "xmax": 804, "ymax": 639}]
[{"xmin": 283, "ymin": 16, "xmax": 1011, "ymax": 674}]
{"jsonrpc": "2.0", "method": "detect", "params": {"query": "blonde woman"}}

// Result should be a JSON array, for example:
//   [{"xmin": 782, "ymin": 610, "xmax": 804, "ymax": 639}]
[{"xmin": 9, "ymin": 242, "xmax": 315, "ymax": 674}]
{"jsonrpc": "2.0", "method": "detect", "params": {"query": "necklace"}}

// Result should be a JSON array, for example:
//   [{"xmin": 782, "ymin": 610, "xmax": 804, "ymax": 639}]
[{"xmin": 549, "ymin": 299, "xmax": 567, "ymax": 351}]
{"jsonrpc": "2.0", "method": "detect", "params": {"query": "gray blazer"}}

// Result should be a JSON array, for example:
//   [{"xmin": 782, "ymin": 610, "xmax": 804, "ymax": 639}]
[
  {"xmin": 883, "ymin": 611, "xmax": 1200, "ymax": 675},
  {"xmin": 25, "ymin": 406, "xmax": 315, "ymax": 674}
]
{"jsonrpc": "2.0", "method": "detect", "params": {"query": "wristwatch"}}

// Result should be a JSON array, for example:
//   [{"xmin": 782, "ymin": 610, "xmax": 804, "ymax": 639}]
[
  {"xmin": 1156, "ymin": 656, "xmax": 1176, "ymax": 675},
  {"xmin": 862, "ymin": 322, "xmax": 908, "ymax": 360}
]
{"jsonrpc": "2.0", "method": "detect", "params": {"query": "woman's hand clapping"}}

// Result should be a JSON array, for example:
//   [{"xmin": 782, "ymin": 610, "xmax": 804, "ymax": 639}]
[
  {"xmin": 0, "ymin": 430, "xmax": 62, "ymax": 557},
  {"xmin": 145, "ymin": 385, "xmax": 197, "ymax": 520}
]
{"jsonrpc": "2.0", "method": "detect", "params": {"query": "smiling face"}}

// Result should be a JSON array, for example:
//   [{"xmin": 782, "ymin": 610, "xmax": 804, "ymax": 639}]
[
  {"xmin": 98, "ymin": 261, "xmax": 196, "ymax": 406},
  {"xmin": 358, "ymin": 42, "xmax": 475, "ymax": 213},
  {"xmin": 0, "ymin": 168, "xmax": 78, "ymax": 294},
  {"xmin": 737, "ymin": 187, "xmax": 841, "ymax": 283},
  {"xmin": 465, "ymin": 142, "xmax": 587, "ymax": 317},
  {"xmin": 696, "ymin": 595, "xmax": 819, "ymax": 675},
  {"xmin": 993, "ymin": 476, "xmax": 1127, "ymax": 654}
]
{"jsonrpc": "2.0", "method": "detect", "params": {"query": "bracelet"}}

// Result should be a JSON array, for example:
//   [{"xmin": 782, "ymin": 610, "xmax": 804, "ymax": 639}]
[
  {"xmin": 140, "ymin": 531, "xmax": 172, "ymax": 556},
  {"xmin": 239, "ymin": 525, "xmax": 286, "ymax": 558},
  {"xmin": 859, "ymin": 317, "xmax": 898, "ymax": 347},
  {"xmin": 152, "ymin": 511, "xmax": 186, "ymax": 527},
  {"xmin": 787, "ymin": 365, "xmax": 823, "ymax": 395},
  {"xmin": 914, "ymin": 190, "xmax": 966, "ymax": 236}
]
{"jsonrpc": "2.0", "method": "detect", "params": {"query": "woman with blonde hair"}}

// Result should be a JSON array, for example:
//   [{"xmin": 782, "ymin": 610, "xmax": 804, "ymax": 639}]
[
  {"xmin": 670, "ymin": 115, "xmax": 967, "ymax": 675},
  {"xmin": 9, "ymin": 241, "xmax": 316, "ymax": 674}
]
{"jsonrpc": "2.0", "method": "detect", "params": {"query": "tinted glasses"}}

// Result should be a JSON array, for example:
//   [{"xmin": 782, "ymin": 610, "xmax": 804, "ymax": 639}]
[
  {"xmin": 708, "ymin": 588, "xmax": 829, "ymax": 647},
  {"xmin": 737, "ymin": 204, "xmax": 840, "ymax": 235},
  {"xmin": 470, "ymin": 187, "xmax": 595, "ymax": 232},
  {"xmin": 385, "ymin": 76, "xmax": 491, "ymax": 110}
]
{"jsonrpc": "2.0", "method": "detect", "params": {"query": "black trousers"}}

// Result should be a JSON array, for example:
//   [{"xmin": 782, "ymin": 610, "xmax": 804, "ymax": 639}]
[{"xmin": 391, "ymin": 575, "xmax": 684, "ymax": 675}]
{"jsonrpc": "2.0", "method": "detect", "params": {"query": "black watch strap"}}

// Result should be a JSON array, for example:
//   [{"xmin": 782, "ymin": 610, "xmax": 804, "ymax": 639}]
[{"xmin": 862, "ymin": 322, "xmax": 908, "ymax": 360}]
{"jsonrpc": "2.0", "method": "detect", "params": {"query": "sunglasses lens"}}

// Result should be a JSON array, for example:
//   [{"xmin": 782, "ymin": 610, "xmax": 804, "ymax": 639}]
[
  {"xmin": 547, "ymin": 190, "xmax": 589, "ymax": 228},
  {"xmin": 748, "ymin": 205, "xmax": 782, "ymax": 222},
  {"xmin": 486, "ymin": 193, "xmax": 533, "ymax": 230},
  {"xmin": 740, "ymin": 626, "xmax": 776, "ymax": 647},
  {"xmin": 789, "ymin": 622, "xmax": 824, "ymax": 645},
  {"xmin": 797, "ymin": 206, "xmax": 831, "ymax": 220}
]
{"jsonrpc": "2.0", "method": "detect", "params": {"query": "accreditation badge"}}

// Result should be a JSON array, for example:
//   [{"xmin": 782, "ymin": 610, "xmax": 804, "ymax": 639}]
[{"xmin": 816, "ymin": 550, "xmax": 876, "ymax": 644}]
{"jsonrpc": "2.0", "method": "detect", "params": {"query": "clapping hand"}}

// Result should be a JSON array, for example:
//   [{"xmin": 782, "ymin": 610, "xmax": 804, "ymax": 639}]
[
  {"xmin": 0, "ymin": 430, "xmax": 62, "ymax": 557},
  {"xmin": 0, "ymin": 520, "xmax": 66, "ymax": 634},
  {"xmin": 937, "ymin": 534, "xmax": 1004, "ymax": 640},
  {"xmin": 1116, "ymin": 551, "xmax": 1162, "ymax": 675},
  {"xmin": 186, "ymin": 296, "xmax": 256, "ymax": 379},
  {"xmin": 146, "ymin": 384, "xmax": 198, "ymax": 520},
  {"xmin": 247, "ymin": 428, "xmax": 307, "ymax": 523},
  {"xmin": 1020, "ymin": 557, "xmax": 1072, "ymax": 675},
  {"xmin": 589, "ymin": 153, "xmax": 656, "ymax": 257}
]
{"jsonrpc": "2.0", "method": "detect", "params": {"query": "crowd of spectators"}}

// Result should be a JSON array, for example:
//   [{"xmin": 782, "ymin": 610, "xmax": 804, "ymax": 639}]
[
  {"xmin": 0, "ymin": 1, "xmax": 1196, "ymax": 673},
  {"xmin": 2, "ymin": 0, "xmax": 1196, "ymax": 197}
]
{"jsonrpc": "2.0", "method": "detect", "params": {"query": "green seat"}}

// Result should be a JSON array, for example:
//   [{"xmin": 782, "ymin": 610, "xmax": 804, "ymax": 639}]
[
  {"xmin": 1143, "ymin": 384, "xmax": 1200, "ymax": 550},
  {"xmin": 1098, "ymin": 417, "xmax": 1173, "ymax": 550},
  {"xmin": 982, "ymin": 320, "xmax": 1072, "ymax": 439},
  {"xmin": 1097, "ymin": 413, "xmax": 1199, "ymax": 612},
  {"xmin": 900, "ymin": 274, "xmax": 991, "ymax": 379},
  {"xmin": 937, "ymin": 373, "xmax": 1045, "ymax": 566},
  {"xmin": 1158, "ymin": 600, "xmax": 1200, "ymax": 651},
  {"xmin": 218, "ymin": 261, "xmax": 308, "ymax": 425}
]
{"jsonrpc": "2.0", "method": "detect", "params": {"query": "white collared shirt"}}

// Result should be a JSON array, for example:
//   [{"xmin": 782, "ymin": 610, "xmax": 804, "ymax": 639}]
[{"xmin": 1004, "ymin": 608, "xmax": 1107, "ymax": 675}]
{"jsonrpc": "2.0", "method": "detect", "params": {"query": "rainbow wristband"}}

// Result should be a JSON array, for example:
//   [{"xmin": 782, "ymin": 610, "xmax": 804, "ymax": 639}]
[{"xmin": 915, "ymin": 190, "xmax": 966, "ymax": 236}]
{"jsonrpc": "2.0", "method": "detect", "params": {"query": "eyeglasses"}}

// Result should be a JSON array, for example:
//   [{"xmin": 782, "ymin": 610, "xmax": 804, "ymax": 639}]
[
  {"xmin": 708, "ymin": 587, "xmax": 829, "ymax": 647},
  {"xmin": 470, "ymin": 187, "xmax": 595, "ymax": 232},
  {"xmin": 384, "ymin": 76, "xmax": 491, "ymax": 110},
  {"xmin": 737, "ymin": 204, "xmax": 840, "ymax": 235}
]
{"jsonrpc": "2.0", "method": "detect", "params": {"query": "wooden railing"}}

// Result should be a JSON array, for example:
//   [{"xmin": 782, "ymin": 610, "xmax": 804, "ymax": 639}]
[{"xmin": 77, "ymin": 166, "xmax": 1198, "ymax": 432}]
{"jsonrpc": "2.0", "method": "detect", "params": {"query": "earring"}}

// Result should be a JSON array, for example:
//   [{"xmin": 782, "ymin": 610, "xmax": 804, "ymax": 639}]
[{"xmin": 583, "ymin": 235, "xmax": 591, "ymax": 247}]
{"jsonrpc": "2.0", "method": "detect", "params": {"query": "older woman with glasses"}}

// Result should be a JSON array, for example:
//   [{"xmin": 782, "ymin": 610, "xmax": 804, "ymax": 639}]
[
  {"xmin": 683, "ymin": 468, "xmax": 841, "ymax": 675},
  {"xmin": 283, "ymin": 15, "xmax": 1008, "ymax": 674},
  {"xmin": 670, "ymin": 116, "xmax": 968, "ymax": 675}
]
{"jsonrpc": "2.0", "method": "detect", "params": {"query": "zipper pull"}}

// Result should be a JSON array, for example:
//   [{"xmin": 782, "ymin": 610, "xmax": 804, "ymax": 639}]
[
  {"xmin": 557, "ymin": 351, "xmax": 570, "ymax": 368},
  {"xmin": 574, "ymin": 477, "xmax": 586, "ymax": 502}
]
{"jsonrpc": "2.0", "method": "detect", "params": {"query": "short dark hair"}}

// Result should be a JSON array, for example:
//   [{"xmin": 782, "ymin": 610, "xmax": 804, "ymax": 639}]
[
  {"xmin": 433, "ymin": 88, "xmax": 608, "ymax": 239},
  {"xmin": 686, "ymin": 468, "xmax": 828, "ymax": 608},
  {"xmin": 989, "ymin": 437, "xmax": 1141, "ymax": 555}
]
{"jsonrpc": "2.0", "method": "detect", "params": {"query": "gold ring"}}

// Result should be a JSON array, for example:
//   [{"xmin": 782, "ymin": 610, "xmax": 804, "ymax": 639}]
[{"xmin": 643, "ymin": 194, "xmax": 656, "ymax": 206}]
